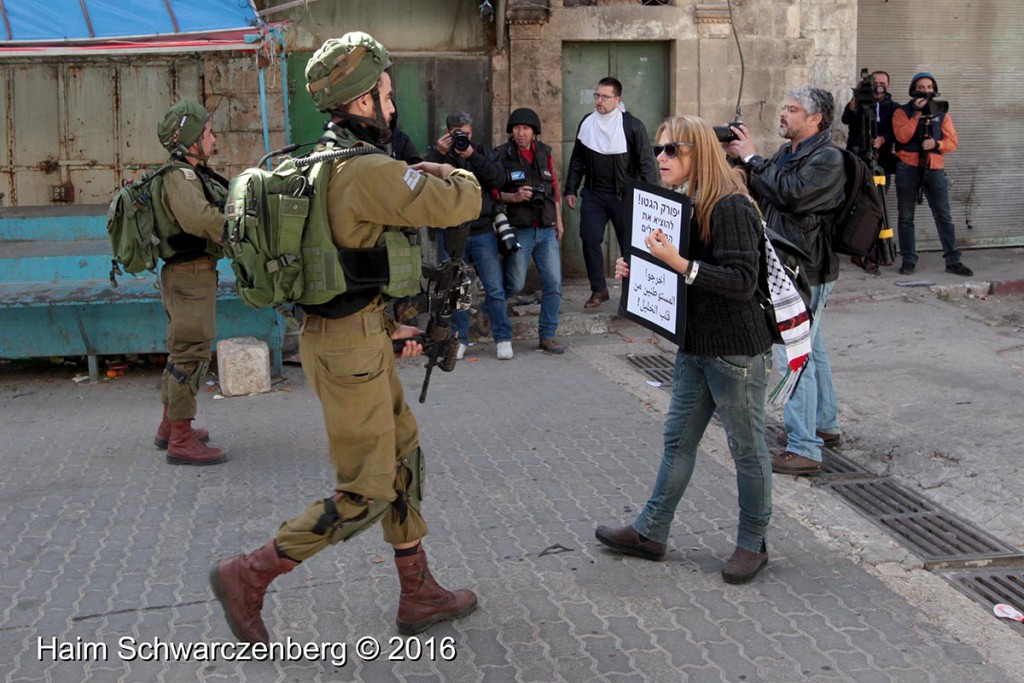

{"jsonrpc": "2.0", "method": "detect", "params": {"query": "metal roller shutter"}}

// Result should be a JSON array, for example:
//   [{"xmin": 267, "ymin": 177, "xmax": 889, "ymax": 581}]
[{"xmin": 857, "ymin": 0, "xmax": 1024, "ymax": 249}]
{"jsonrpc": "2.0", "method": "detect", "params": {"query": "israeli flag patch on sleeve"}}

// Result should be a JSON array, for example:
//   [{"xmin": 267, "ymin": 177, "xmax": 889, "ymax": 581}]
[
  {"xmin": 180, "ymin": 168, "xmax": 197, "ymax": 181},
  {"xmin": 402, "ymin": 168, "xmax": 422, "ymax": 191}
]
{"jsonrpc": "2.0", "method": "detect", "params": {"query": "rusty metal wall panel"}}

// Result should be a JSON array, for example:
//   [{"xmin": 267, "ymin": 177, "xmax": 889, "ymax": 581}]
[
  {"xmin": 858, "ymin": 0, "xmax": 1024, "ymax": 249},
  {"xmin": 117, "ymin": 60, "xmax": 202, "ymax": 172},
  {"xmin": 12, "ymin": 64, "xmax": 60, "ymax": 167},
  {"xmin": 10, "ymin": 64, "xmax": 61, "ymax": 206},
  {"xmin": 66, "ymin": 65, "xmax": 116, "ymax": 164},
  {"xmin": 0, "ymin": 66, "xmax": 9, "ymax": 207},
  {"xmin": 0, "ymin": 57, "xmax": 204, "ymax": 207}
]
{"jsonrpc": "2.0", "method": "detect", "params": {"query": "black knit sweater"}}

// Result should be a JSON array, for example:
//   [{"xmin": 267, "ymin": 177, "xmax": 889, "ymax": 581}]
[{"xmin": 682, "ymin": 193, "xmax": 774, "ymax": 357}]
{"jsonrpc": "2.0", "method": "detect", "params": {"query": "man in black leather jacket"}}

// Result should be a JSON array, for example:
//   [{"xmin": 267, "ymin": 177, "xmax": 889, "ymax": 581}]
[{"xmin": 726, "ymin": 85, "xmax": 846, "ymax": 477}]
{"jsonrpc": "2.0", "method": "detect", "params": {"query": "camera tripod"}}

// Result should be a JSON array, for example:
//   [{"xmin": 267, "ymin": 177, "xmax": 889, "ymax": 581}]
[{"xmin": 850, "ymin": 107, "xmax": 896, "ymax": 273}]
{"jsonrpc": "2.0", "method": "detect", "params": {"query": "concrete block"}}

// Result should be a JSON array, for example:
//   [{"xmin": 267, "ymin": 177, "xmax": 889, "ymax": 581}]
[{"xmin": 217, "ymin": 337, "xmax": 271, "ymax": 397}]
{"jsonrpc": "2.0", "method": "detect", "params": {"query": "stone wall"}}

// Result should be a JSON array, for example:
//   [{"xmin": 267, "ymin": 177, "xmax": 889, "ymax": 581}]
[
  {"xmin": 495, "ymin": 0, "xmax": 858, "ymax": 169},
  {"xmin": 202, "ymin": 52, "xmax": 288, "ymax": 179}
]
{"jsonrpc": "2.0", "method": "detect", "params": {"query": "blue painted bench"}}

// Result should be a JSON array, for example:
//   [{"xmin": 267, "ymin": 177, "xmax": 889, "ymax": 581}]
[{"xmin": 0, "ymin": 205, "xmax": 284, "ymax": 381}]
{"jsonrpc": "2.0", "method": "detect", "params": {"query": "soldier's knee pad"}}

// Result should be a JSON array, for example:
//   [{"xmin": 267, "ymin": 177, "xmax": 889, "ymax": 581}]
[
  {"xmin": 165, "ymin": 359, "xmax": 209, "ymax": 393},
  {"xmin": 315, "ymin": 493, "xmax": 390, "ymax": 545},
  {"xmin": 393, "ymin": 447, "xmax": 425, "ymax": 522}
]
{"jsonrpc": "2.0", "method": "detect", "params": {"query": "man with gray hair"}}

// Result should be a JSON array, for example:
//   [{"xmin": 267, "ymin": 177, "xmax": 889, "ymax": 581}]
[{"xmin": 726, "ymin": 85, "xmax": 846, "ymax": 476}]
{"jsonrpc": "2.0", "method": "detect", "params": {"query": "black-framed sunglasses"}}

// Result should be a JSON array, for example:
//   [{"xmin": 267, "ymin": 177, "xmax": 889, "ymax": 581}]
[{"xmin": 653, "ymin": 142, "xmax": 694, "ymax": 158}]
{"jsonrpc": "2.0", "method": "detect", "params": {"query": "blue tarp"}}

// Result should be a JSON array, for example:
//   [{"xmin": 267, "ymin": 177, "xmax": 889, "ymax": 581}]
[{"xmin": 2, "ymin": 0, "xmax": 259, "ymax": 42}]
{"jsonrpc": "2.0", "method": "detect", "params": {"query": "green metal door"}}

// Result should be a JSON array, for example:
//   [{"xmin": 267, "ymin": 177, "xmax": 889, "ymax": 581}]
[
  {"xmin": 287, "ymin": 52, "xmax": 324, "ymax": 150},
  {"xmin": 561, "ymin": 42, "xmax": 669, "ymax": 277},
  {"xmin": 287, "ymin": 53, "xmax": 492, "ymax": 162}
]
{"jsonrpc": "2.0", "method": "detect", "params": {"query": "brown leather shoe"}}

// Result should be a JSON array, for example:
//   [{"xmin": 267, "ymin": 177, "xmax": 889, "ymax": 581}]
[
  {"xmin": 722, "ymin": 546, "xmax": 769, "ymax": 584},
  {"xmin": 594, "ymin": 524, "xmax": 666, "ymax": 561},
  {"xmin": 771, "ymin": 451, "xmax": 821, "ymax": 475},
  {"xmin": 209, "ymin": 540, "xmax": 299, "ymax": 644},
  {"xmin": 584, "ymin": 290, "xmax": 610, "ymax": 309},
  {"xmin": 395, "ymin": 546, "xmax": 478, "ymax": 635},
  {"xmin": 538, "ymin": 338, "xmax": 565, "ymax": 355},
  {"xmin": 154, "ymin": 405, "xmax": 209, "ymax": 449},
  {"xmin": 166, "ymin": 419, "xmax": 226, "ymax": 466}
]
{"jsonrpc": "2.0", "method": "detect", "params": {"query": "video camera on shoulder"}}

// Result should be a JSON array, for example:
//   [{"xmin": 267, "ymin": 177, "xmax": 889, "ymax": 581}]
[
  {"xmin": 714, "ymin": 121, "xmax": 743, "ymax": 143},
  {"xmin": 450, "ymin": 129, "xmax": 472, "ymax": 152},
  {"xmin": 910, "ymin": 90, "xmax": 949, "ymax": 117}
]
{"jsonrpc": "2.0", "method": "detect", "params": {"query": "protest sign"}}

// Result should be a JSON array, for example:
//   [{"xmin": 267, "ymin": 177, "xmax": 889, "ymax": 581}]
[{"xmin": 622, "ymin": 181, "xmax": 691, "ymax": 345}]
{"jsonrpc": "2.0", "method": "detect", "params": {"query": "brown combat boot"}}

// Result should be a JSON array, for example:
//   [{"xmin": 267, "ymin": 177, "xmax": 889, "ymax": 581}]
[
  {"xmin": 209, "ymin": 540, "xmax": 299, "ymax": 644},
  {"xmin": 395, "ymin": 546, "xmax": 477, "ymax": 635},
  {"xmin": 166, "ymin": 419, "xmax": 226, "ymax": 465},
  {"xmin": 154, "ymin": 405, "xmax": 209, "ymax": 450}
]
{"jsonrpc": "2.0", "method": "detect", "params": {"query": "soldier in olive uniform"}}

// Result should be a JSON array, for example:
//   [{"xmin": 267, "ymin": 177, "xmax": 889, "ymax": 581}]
[
  {"xmin": 153, "ymin": 98, "xmax": 229, "ymax": 466},
  {"xmin": 210, "ymin": 32, "xmax": 483, "ymax": 641}
]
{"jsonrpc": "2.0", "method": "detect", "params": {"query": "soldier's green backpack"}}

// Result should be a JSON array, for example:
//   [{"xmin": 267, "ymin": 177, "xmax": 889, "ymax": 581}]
[
  {"xmin": 105, "ymin": 164, "xmax": 174, "ymax": 284},
  {"xmin": 223, "ymin": 148, "xmax": 422, "ymax": 309}
]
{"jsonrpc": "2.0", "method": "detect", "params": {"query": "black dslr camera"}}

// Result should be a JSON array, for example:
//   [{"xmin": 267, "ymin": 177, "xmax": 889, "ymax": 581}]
[
  {"xmin": 450, "ymin": 129, "xmax": 472, "ymax": 152},
  {"xmin": 910, "ymin": 90, "xmax": 949, "ymax": 117},
  {"xmin": 529, "ymin": 185, "xmax": 548, "ymax": 208},
  {"xmin": 714, "ymin": 121, "xmax": 743, "ymax": 143}
]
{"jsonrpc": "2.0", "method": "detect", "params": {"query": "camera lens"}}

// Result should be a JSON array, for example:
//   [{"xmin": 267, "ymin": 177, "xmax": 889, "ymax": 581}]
[
  {"xmin": 493, "ymin": 212, "xmax": 520, "ymax": 253},
  {"xmin": 451, "ymin": 131, "xmax": 471, "ymax": 152}
]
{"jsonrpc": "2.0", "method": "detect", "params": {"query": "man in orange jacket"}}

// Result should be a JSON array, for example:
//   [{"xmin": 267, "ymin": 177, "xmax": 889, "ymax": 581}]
[{"xmin": 892, "ymin": 72, "xmax": 972, "ymax": 277}]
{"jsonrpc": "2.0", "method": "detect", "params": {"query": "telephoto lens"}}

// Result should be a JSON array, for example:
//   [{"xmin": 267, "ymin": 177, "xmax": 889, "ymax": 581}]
[{"xmin": 493, "ymin": 211, "xmax": 520, "ymax": 253}]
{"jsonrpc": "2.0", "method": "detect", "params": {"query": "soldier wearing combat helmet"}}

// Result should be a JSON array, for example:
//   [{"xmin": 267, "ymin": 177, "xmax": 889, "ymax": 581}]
[
  {"xmin": 210, "ymin": 32, "xmax": 483, "ymax": 641},
  {"xmin": 152, "ymin": 97, "xmax": 229, "ymax": 466}
]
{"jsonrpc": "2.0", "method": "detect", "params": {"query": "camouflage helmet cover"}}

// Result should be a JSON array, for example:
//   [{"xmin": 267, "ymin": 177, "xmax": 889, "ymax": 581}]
[
  {"xmin": 158, "ymin": 97, "xmax": 210, "ymax": 152},
  {"xmin": 305, "ymin": 32, "xmax": 392, "ymax": 112}
]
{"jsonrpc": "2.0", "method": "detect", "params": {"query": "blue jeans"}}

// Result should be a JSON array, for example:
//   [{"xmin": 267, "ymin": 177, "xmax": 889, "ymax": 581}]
[
  {"xmin": 775, "ymin": 281, "xmax": 838, "ymax": 462},
  {"xmin": 452, "ymin": 230, "xmax": 513, "ymax": 343},
  {"xmin": 504, "ymin": 227, "xmax": 562, "ymax": 341},
  {"xmin": 895, "ymin": 161, "xmax": 962, "ymax": 266},
  {"xmin": 633, "ymin": 351, "xmax": 773, "ymax": 553},
  {"xmin": 579, "ymin": 188, "xmax": 629, "ymax": 293}
]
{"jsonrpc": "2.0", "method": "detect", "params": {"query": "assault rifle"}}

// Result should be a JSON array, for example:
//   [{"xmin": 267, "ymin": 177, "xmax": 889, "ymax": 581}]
[{"xmin": 392, "ymin": 255, "xmax": 472, "ymax": 403}]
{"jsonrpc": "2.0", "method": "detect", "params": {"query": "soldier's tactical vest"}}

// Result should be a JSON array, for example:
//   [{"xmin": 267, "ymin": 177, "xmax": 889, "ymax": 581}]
[
  {"xmin": 498, "ymin": 140, "xmax": 558, "ymax": 228},
  {"xmin": 152, "ymin": 162, "xmax": 227, "ymax": 261},
  {"xmin": 223, "ymin": 127, "xmax": 421, "ymax": 309}
]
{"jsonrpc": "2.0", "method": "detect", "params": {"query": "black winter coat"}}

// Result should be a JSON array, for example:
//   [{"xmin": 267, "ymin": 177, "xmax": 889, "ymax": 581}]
[{"xmin": 564, "ymin": 111, "xmax": 659, "ymax": 197}]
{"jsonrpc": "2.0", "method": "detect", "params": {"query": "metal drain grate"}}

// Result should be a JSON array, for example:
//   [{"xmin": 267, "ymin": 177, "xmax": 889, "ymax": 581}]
[
  {"xmin": 828, "ymin": 479, "xmax": 1024, "ymax": 569},
  {"xmin": 828, "ymin": 479, "xmax": 937, "ymax": 516},
  {"xmin": 939, "ymin": 569, "xmax": 1024, "ymax": 634},
  {"xmin": 879, "ymin": 515, "xmax": 1024, "ymax": 569},
  {"xmin": 625, "ymin": 354, "xmax": 675, "ymax": 386},
  {"xmin": 821, "ymin": 448, "xmax": 871, "ymax": 476}
]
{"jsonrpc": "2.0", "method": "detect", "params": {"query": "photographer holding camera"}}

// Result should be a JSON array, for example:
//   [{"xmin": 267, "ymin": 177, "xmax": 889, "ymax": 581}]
[
  {"xmin": 427, "ymin": 111, "xmax": 515, "ymax": 360},
  {"xmin": 841, "ymin": 70, "xmax": 898, "ymax": 178},
  {"xmin": 892, "ymin": 72, "xmax": 972, "ymax": 276},
  {"xmin": 495, "ymin": 107, "xmax": 566, "ymax": 355}
]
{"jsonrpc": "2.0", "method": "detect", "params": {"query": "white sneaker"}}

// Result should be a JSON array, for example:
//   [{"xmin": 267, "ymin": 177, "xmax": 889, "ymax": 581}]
[
  {"xmin": 456, "ymin": 343, "xmax": 467, "ymax": 361},
  {"xmin": 496, "ymin": 341, "xmax": 514, "ymax": 360}
]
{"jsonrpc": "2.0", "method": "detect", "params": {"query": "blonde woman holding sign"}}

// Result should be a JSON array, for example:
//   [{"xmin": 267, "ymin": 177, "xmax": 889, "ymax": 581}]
[{"xmin": 595, "ymin": 115, "xmax": 775, "ymax": 584}]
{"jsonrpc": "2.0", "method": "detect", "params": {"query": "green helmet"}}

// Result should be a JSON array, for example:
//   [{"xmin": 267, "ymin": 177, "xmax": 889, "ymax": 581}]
[
  {"xmin": 305, "ymin": 32, "xmax": 391, "ymax": 112},
  {"xmin": 158, "ymin": 98, "xmax": 210, "ymax": 154}
]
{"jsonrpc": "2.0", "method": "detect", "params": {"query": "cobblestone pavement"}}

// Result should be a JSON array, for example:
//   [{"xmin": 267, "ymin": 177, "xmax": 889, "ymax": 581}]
[{"xmin": 0, "ymin": 333, "xmax": 1020, "ymax": 681}]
